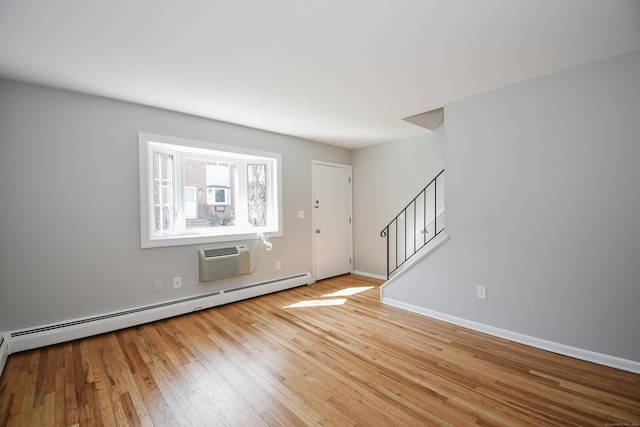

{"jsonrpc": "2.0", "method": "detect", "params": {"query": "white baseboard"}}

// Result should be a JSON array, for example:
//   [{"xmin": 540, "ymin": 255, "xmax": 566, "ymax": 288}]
[
  {"xmin": 6, "ymin": 272, "xmax": 312, "ymax": 356},
  {"xmin": 382, "ymin": 297, "xmax": 640, "ymax": 374},
  {"xmin": 0, "ymin": 333, "xmax": 8, "ymax": 377},
  {"xmin": 352, "ymin": 270, "xmax": 387, "ymax": 281}
]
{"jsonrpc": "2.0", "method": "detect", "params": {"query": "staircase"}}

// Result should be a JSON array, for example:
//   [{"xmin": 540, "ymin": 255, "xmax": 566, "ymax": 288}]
[{"xmin": 380, "ymin": 170, "xmax": 445, "ymax": 279}]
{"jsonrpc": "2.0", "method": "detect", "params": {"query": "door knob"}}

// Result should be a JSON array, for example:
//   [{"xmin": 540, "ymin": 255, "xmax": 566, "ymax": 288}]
[{"xmin": 316, "ymin": 229, "xmax": 321, "ymax": 234}]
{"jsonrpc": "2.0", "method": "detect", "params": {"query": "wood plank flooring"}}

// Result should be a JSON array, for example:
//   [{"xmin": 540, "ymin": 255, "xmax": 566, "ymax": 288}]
[{"xmin": 1, "ymin": 274, "xmax": 639, "ymax": 426}]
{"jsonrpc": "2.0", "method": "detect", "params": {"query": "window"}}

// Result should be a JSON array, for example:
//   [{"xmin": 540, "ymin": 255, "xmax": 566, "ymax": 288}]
[
  {"xmin": 139, "ymin": 132, "xmax": 281, "ymax": 248},
  {"xmin": 207, "ymin": 187, "xmax": 230, "ymax": 205}
]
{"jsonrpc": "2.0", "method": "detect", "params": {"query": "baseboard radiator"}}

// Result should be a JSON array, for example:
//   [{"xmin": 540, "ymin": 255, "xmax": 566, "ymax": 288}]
[
  {"xmin": 6, "ymin": 272, "xmax": 313, "ymax": 356},
  {"xmin": 0, "ymin": 334, "xmax": 8, "ymax": 378}
]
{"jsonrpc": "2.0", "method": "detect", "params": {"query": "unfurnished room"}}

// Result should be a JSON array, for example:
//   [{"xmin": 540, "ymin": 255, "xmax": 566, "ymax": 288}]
[{"xmin": 1, "ymin": 1, "xmax": 639, "ymax": 425}]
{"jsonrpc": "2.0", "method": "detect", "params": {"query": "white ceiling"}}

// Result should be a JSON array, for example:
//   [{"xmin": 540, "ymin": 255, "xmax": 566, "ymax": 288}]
[{"xmin": 1, "ymin": 1, "xmax": 639, "ymax": 149}]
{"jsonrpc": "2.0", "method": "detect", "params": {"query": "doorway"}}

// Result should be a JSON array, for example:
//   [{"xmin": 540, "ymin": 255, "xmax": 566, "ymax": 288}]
[{"xmin": 312, "ymin": 161, "xmax": 353, "ymax": 280}]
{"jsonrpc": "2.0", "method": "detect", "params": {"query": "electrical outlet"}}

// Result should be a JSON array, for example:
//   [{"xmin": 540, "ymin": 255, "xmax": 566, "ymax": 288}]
[
  {"xmin": 173, "ymin": 276, "xmax": 181, "ymax": 288},
  {"xmin": 476, "ymin": 285, "xmax": 487, "ymax": 299},
  {"xmin": 276, "ymin": 261, "xmax": 282, "ymax": 270},
  {"xmin": 154, "ymin": 280, "xmax": 162, "ymax": 292}
]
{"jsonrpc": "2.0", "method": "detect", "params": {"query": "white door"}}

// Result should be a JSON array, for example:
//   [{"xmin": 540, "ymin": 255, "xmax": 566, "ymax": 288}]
[
  {"xmin": 184, "ymin": 186, "xmax": 197, "ymax": 219},
  {"xmin": 313, "ymin": 162, "xmax": 352, "ymax": 280}
]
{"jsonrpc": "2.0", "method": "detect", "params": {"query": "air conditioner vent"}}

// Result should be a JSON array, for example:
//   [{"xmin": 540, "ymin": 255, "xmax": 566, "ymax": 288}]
[
  {"xmin": 203, "ymin": 247, "xmax": 238, "ymax": 258},
  {"xmin": 198, "ymin": 245, "xmax": 250, "ymax": 281}
]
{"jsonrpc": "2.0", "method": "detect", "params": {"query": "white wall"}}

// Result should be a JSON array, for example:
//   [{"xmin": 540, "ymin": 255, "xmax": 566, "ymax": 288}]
[
  {"xmin": 352, "ymin": 127, "xmax": 444, "ymax": 277},
  {"xmin": 382, "ymin": 50, "xmax": 640, "ymax": 362},
  {"xmin": 0, "ymin": 80, "xmax": 351, "ymax": 331}
]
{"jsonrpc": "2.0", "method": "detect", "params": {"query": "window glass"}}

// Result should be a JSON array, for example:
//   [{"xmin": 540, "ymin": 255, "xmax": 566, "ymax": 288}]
[
  {"xmin": 152, "ymin": 151, "xmax": 174, "ymax": 232},
  {"xmin": 139, "ymin": 133, "xmax": 281, "ymax": 248},
  {"xmin": 248, "ymin": 164, "xmax": 267, "ymax": 227}
]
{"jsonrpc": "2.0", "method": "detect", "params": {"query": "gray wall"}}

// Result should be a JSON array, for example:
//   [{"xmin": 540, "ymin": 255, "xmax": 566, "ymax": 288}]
[
  {"xmin": 0, "ymin": 80, "xmax": 351, "ymax": 331},
  {"xmin": 383, "ymin": 50, "xmax": 640, "ymax": 361},
  {"xmin": 352, "ymin": 127, "xmax": 444, "ymax": 277}
]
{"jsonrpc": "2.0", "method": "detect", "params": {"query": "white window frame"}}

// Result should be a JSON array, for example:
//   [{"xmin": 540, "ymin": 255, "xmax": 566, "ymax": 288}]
[{"xmin": 139, "ymin": 132, "xmax": 282, "ymax": 248}]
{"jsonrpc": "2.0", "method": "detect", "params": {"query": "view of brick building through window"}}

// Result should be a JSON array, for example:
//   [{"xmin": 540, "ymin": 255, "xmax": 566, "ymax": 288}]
[{"xmin": 184, "ymin": 159, "xmax": 237, "ymax": 228}]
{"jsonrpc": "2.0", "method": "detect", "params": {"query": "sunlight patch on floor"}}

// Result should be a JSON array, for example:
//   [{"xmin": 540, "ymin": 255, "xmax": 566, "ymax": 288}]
[
  {"xmin": 283, "ymin": 298, "xmax": 347, "ymax": 308},
  {"xmin": 322, "ymin": 286, "xmax": 374, "ymax": 297},
  {"xmin": 283, "ymin": 286, "xmax": 375, "ymax": 309}
]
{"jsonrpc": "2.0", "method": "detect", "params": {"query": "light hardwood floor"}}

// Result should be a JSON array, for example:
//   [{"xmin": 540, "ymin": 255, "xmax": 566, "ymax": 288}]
[{"xmin": 1, "ymin": 274, "xmax": 638, "ymax": 426}]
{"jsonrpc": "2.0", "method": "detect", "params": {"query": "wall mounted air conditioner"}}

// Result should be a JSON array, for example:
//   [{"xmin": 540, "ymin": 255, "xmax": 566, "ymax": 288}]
[{"xmin": 198, "ymin": 245, "xmax": 250, "ymax": 281}]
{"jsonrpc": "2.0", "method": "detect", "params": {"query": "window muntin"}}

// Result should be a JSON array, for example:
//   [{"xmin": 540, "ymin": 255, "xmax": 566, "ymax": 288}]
[
  {"xmin": 139, "ymin": 133, "xmax": 281, "ymax": 248},
  {"xmin": 152, "ymin": 151, "xmax": 174, "ymax": 232}
]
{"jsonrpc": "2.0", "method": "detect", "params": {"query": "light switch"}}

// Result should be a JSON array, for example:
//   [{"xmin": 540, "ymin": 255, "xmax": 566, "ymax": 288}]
[
  {"xmin": 298, "ymin": 210, "xmax": 305, "ymax": 219},
  {"xmin": 476, "ymin": 285, "xmax": 487, "ymax": 299}
]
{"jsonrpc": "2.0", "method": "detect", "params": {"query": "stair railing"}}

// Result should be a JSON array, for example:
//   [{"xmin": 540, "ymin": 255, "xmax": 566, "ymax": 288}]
[{"xmin": 380, "ymin": 169, "xmax": 445, "ymax": 279}]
